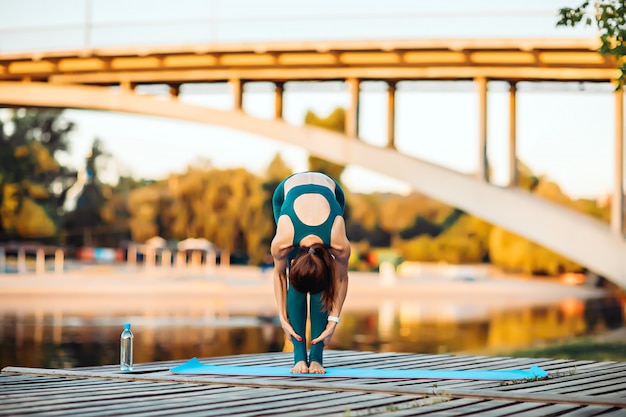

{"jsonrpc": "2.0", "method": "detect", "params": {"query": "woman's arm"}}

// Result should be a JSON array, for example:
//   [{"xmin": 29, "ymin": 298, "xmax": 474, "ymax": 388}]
[
  {"xmin": 311, "ymin": 217, "xmax": 351, "ymax": 345},
  {"xmin": 329, "ymin": 249, "xmax": 350, "ymax": 318},
  {"xmin": 329, "ymin": 216, "xmax": 351, "ymax": 316},
  {"xmin": 271, "ymin": 218, "xmax": 302, "ymax": 341}
]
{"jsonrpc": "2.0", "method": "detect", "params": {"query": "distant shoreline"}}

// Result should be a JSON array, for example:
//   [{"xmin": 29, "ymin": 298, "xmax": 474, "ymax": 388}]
[{"xmin": 0, "ymin": 263, "xmax": 611, "ymax": 316}]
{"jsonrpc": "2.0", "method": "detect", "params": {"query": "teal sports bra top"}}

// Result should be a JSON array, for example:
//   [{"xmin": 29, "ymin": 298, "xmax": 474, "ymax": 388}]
[
  {"xmin": 281, "ymin": 184, "xmax": 342, "ymax": 246},
  {"xmin": 273, "ymin": 174, "xmax": 345, "ymax": 247}
]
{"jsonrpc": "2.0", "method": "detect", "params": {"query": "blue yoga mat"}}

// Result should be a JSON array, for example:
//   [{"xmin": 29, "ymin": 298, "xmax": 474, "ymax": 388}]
[{"xmin": 170, "ymin": 357, "xmax": 548, "ymax": 380}]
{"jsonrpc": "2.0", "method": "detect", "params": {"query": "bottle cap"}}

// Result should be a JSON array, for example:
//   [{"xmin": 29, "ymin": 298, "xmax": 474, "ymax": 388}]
[{"xmin": 124, "ymin": 323, "xmax": 131, "ymax": 329}]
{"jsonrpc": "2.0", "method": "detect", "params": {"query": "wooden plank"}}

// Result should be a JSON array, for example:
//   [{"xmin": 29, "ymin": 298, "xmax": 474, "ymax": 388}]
[
  {"xmin": 224, "ymin": 393, "xmax": 380, "ymax": 417},
  {"xmin": 0, "ymin": 379, "xmax": 115, "ymax": 394},
  {"xmin": 372, "ymin": 398, "xmax": 486, "ymax": 416},
  {"xmin": 508, "ymin": 403, "xmax": 589, "ymax": 416},
  {"xmin": 545, "ymin": 377, "xmax": 626, "ymax": 395},
  {"xmin": 0, "ymin": 377, "xmax": 138, "ymax": 395},
  {"xmin": 500, "ymin": 369, "xmax": 626, "ymax": 394},
  {"xmin": 440, "ymin": 399, "xmax": 564, "ymax": 416},
  {"xmin": 67, "ymin": 387, "xmax": 330, "ymax": 417},
  {"xmin": 569, "ymin": 381, "xmax": 626, "ymax": 397},
  {"xmin": 559, "ymin": 405, "xmax": 623, "ymax": 417},
  {"xmin": 184, "ymin": 390, "xmax": 353, "ymax": 417},
  {"xmin": 102, "ymin": 390, "xmax": 358, "ymax": 417},
  {"xmin": 231, "ymin": 393, "xmax": 409, "ymax": 417},
  {"xmin": 471, "ymin": 401, "xmax": 571, "ymax": 417},
  {"xmin": 0, "ymin": 382, "xmax": 222, "ymax": 408},
  {"xmin": 597, "ymin": 409, "xmax": 626, "ymax": 417},
  {"xmin": 0, "ymin": 382, "xmax": 235, "ymax": 415}
]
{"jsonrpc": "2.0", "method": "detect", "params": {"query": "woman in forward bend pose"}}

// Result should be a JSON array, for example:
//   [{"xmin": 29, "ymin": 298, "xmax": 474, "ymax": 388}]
[{"xmin": 271, "ymin": 171, "xmax": 351, "ymax": 374}]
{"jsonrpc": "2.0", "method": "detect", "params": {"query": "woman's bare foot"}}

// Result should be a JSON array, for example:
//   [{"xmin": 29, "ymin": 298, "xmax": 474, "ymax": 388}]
[
  {"xmin": 290, "ymin": 361, "xmax": 309, "ymax": 374},
  {"xmin": 308, "ymin": 361, "xmax": 326, "ymax": 374}
]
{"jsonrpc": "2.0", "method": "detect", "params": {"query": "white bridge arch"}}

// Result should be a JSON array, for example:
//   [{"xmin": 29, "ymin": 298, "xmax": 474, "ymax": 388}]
[{"xmin": 1, "ymin": 81, "xmax": 625, "ymax": 288}]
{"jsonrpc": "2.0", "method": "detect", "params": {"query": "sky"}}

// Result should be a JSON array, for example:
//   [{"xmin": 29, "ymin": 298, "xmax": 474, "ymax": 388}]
[{"xmin": 0, "ymin": 0, "xmax": 622, "ymax": 200}]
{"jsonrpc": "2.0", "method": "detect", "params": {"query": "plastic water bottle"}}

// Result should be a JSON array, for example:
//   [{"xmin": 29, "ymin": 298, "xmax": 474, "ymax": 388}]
[{"xmin": 120, "ymin": 323, "xmax": 134, "ymax": 372}]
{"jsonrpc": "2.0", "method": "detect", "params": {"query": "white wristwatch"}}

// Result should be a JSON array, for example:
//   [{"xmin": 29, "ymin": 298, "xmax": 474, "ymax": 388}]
[{"xmin": 327, "ymin": 315, "xmax": 340, "ymax": 323}]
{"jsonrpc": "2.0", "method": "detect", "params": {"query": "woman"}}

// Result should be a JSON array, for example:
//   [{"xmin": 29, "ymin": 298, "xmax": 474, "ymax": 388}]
[{"xmin": 271, "ymin": 171, "xmax": 350, "ymax": 374}]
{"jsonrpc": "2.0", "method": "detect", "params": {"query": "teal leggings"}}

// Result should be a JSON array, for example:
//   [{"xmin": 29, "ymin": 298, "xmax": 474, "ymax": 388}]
[{"xmin": 287, "ymin": 286, "xmax": 329, "ymax": 365}]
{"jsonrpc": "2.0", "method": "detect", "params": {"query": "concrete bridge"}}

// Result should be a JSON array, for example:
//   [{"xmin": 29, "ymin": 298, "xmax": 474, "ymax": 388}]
[{"xmin": 0, "ymin": 37, "xmax": 624, "ymax": 287}]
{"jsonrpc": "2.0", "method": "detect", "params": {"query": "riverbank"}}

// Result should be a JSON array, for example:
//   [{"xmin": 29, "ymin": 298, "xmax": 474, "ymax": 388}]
[
  {"xmin": 504, "ymin": 325, "xmax": 626, "ymax": 362},
  {"xmin": 0, "ymin": 264, "xmax": 607, "ymax": 320},
  {"xmin": 0, "ymin": 263, "xmax": 610, "ymax": 311}
]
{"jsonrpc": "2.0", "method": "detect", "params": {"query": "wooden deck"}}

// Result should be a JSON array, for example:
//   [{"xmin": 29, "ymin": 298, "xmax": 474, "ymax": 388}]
[{"xmin": 1, "ymin": 350, "xmax": 625, "ymax": 416}]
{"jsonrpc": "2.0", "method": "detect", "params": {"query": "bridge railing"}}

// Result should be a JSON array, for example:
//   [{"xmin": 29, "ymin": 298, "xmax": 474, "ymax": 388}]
[{"xmin": 0, "ymin": 1, "xmax": 597, "ymax": 54}]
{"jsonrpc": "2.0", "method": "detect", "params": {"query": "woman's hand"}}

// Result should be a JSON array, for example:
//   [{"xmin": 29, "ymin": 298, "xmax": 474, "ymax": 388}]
[
  {"xmin": 311, "ymin": 321, "xmax": 337, "ymax": 346},
  {"xmin": 280, "ymin": 317, "xmax": 303, "ymax": 342}
]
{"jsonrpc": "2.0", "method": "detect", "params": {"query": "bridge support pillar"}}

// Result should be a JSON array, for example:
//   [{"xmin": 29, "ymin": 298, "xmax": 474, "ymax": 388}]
[
  {"xmin": 274, "ymin": 82, "xmax": 284, "ymax": 120},
  {"xmin": 230, "ymin": 78, "xmax": 243, "ymax": 111},
  {"xmin": 386, "ymin": 81, "xmax": 396, "ymax": 148},
  {"xmin": 120, "ymin": 80, "xmax": 135, "ymax": 92},
  {"xmin": 508, "ymin": 82, "xmax": 518, "ymax": 187},
  {"xmin": 168, "ymin": 84, "xmax": 180, "ymax": 100},
  {"xmin": 346, "ymin": 77, "xmax": 360, "ymax": 138},
  {"xmin": 612, "ymin": 84, "xmax": 624, "ymax": 237},
  {"xmin": 476, "ymin": 77, "xmax": 489, "ymax": 182}
]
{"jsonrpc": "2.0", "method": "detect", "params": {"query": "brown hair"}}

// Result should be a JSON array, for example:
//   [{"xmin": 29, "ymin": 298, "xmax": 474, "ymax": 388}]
[{"xmin": 288, "ymin": 242, "xmax": 336, "ymax": 312}]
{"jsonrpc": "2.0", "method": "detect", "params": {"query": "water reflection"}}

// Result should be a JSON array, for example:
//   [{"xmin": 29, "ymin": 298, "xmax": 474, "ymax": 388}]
[
  {"xmin": 333, "ymin": 296, "xmax": 625, "ymax": 355},
  {"xmin": 1, "ymin": 296, "xmax": 623, "ymax": 369}
]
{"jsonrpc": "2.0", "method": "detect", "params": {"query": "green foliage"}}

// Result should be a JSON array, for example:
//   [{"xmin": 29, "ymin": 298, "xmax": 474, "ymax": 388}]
[
  {"xmin": 346, "ymin": 191, "xmax": 451, "ymax": 249},
  {"xmin": 262, "ymin": 154, "xmax": 294, "ymax": 247},
  {"xmin": 379, "ymin": 193, "xmax": 454, "ymax": 237},
  {"xmin": 346, "ymin": 193, "xmax": 381, "ymax": 231},
  {"xmin": 304, "ymin": 108, "xmax": 346, "ymax": 180},
  {"xmin": 397, "ymin": 235, "xmax": 435, "ymax": 262},
  {"xmin": 379, "ymin": 194, "xmax": 423, "ymax": 235},
  {"xmin": 0, "ymin": 108, "xmax": 77, "ymax": 241},
  {"xmin": 95, "ymin": 177, "xmax": 138, "ymax": 247},
  {"xmin": 127, "ymin": 186, "xmax": 163, "ymax": 243},
  {"xmin": 265, "ymin": 153, "xmax": 293, "ymax": 183},
  {"xmin": 398, "ymin": 216, "xmax": 441, "ymax": 240},
  {"xmin": 126, "ymin": 166, "xmax": 275, "ymax": 264},
  {"xmin": 63, "ymin": 138, "xmax": 120, "ymax": 247},
  {"xmin": 346, "ymin": 222, "xmax": 391, "ymax": 247},
  {"xmin": 558, "ymin": 1, "xmax": 626, "ymax": 86},
  {"xmin": 508, "ymin": 339, "xmax": 626, "ymax": 362},
  {"xmin": 4, "ymin": 197, "xmax": 57, "ymax": 238},
  {"xmin": 489, "ymin": 227, "xmax": 581, "ymax": 275},
  {"xmin": 572, "ymin": 198, "xmax": 611, "ymax": 223},
  {"xmin": 398, "ymin": 215, "xmax": 491, "ymax": 264},
  {"xmin": 304, "ymin": 107, "xmax": 345, "ymax": 133}
]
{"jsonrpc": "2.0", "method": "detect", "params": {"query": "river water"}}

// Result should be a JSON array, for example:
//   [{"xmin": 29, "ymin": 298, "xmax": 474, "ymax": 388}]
[{"xmin": 1, "ymin": 272, "xmax": 624, "ymax": 370}]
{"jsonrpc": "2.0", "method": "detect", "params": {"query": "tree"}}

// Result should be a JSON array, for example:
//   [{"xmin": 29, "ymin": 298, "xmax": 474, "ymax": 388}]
[
  {"xmin": 128, "ymin": 166, "xmax": 274, "ymax": 264},
  {"xmin": 262, "ymin": 154, "xmax": 293, "ymax": 248},
  {"xmin": 0, "ymin": 108, "xmax": 77, "ymax": 241},
  {"xmin": 126, "ymin": 184, "xmax": 166, "ymax": 243},
  {"xmin": 489, "ymin": 227, "xmax": 581, "ymax": 276},
  {"xmin": 304, "ymin": 107, "xmax": 346, "ymax": 181},
  {"xmin": 397, "ymin": 213, "xmax": 491, "ymax": 264},
  {"xmin": 63, "ymin": 138, "xmax": 114, "ymax": 247},
  {"xmin": 558, "ymin": 1, "xmax": 626, "ymax": 87}
]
